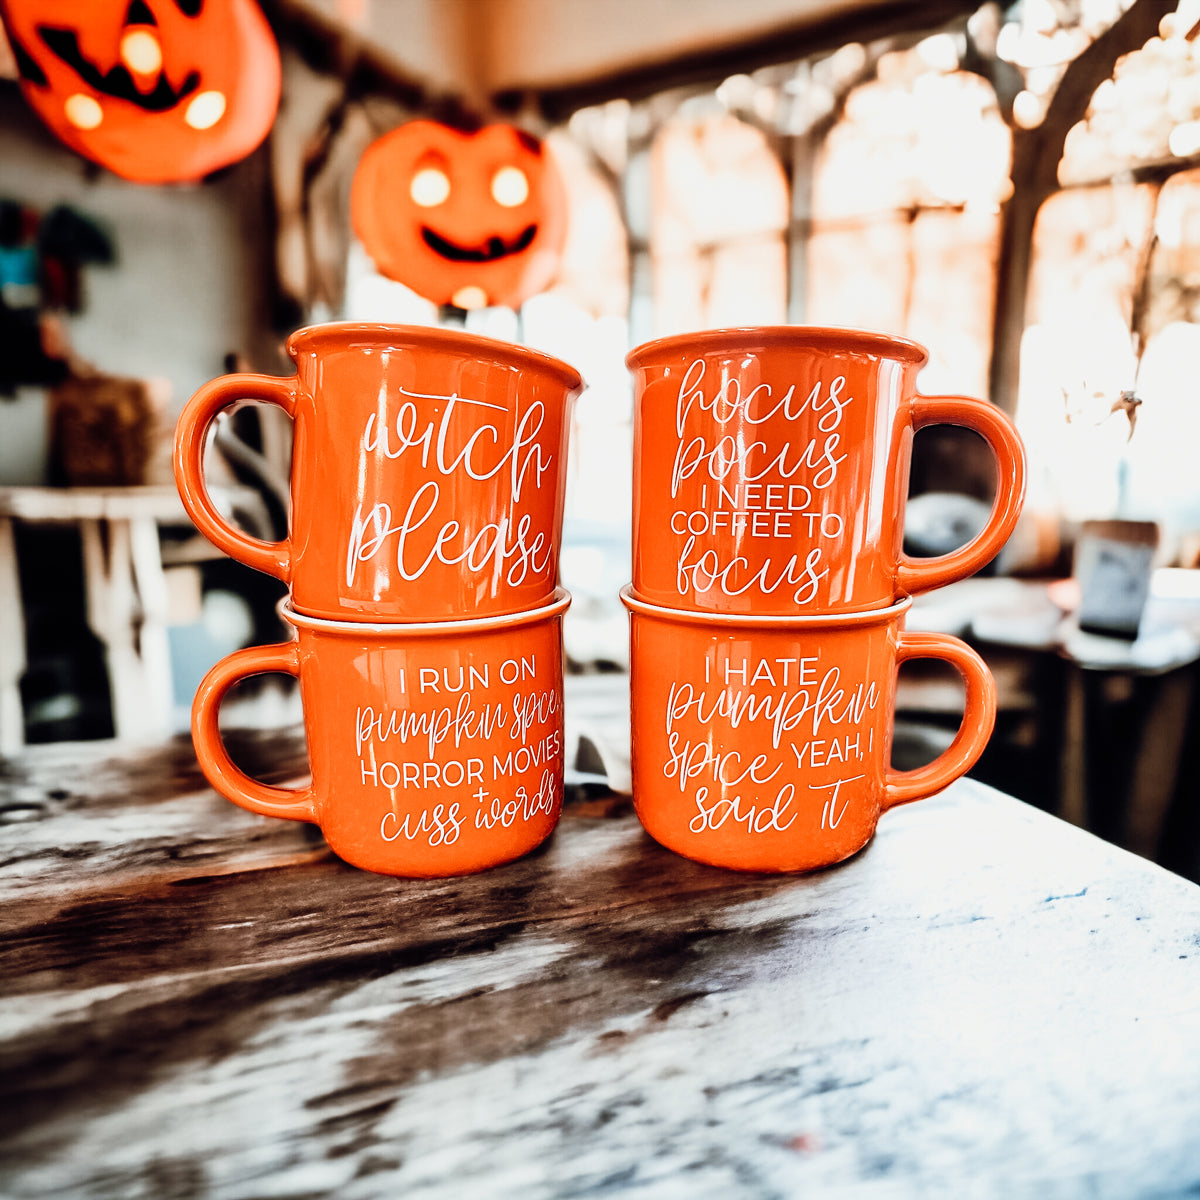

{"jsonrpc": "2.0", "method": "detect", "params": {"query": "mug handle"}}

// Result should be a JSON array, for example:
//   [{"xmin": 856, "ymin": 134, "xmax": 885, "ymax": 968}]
[
  {"xmin": 191, "ymin": 641, "xmax": 317, "ymax": 822},
  {"xmin": 882, "ymin": 630, "xmax": 997, "ymax": 810},
  {"xmin": 896, "ymin": 395, "xmax": 1027, "ymax": 596},
  {"xmin": 173, "ymin": 373, "xmax": 297, "ymax": 581}
]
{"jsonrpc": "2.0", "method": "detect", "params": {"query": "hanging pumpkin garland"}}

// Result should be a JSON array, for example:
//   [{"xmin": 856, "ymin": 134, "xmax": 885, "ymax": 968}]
[
  {"xmin": 350, "ymin": 119, "xmax": 568, "ymax": 311},
  {"xmin": 0, "ymin": 0, "xmax": 281, "ymax": 184}
]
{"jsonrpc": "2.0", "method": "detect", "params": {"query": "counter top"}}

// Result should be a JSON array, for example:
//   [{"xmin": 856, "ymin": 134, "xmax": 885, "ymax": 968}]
[{"xmin": 2, "ymin": 732, "xmax": 1198, "ymax": 1198}]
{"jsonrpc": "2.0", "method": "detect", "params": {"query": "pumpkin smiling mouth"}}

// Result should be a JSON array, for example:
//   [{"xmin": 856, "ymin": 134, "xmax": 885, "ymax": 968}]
[
  {"xmin": 34, "ymin": 26, "xmax": 200, "ymax": 112},
  {"xmin": 421, "ymin": 224, "xmax": 538, "ymax": 263}
]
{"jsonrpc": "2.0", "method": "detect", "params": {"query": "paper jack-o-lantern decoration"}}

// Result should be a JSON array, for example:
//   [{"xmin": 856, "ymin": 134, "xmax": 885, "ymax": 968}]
[
  {"xmin": 351, "ymin": 120, "xmax": 568, "ymax": 311},
  {"xmin": 0, "ymin": 0, "xmax": 281, "ymax": 184}
]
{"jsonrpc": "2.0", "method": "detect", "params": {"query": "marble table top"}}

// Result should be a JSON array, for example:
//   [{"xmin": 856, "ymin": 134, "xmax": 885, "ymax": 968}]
[{"xmin": 2, "ymin": 732, "xmax": 1198, "ymax": 1199}]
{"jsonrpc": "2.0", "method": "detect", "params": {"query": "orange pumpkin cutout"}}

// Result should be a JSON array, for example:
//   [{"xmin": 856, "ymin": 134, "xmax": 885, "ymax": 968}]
[
  {"xmin": 351, "ymin": 120, "xmax": 568, "ymax": 310},
  {"xmin": 0, "ymin": 0, "xmax": 281, "ymax": 184}
]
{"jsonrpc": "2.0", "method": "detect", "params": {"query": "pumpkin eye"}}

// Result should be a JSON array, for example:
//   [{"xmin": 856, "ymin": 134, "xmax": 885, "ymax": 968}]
[
  {"xmin": 65, "ymin": 94, "xmax": 103, "ymax": 129},
  {"xmin": 491, "ymin": 166, "xmax": 529, "ymax": 207},
  {"xmin": 120, "ymin": 29, "xmax": 163, "ymax": 74},
  {"xmin": 410, "ymin": 167, "xmax": 451, "ymax": 207},
  {"xmin": 185, "ymin": 91, "xmax": 226, "ymax": 129}
]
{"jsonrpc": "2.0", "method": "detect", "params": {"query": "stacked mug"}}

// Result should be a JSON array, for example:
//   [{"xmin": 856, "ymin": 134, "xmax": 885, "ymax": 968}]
[
  {"xmin": 622, "ymin": 326, "xmax": 1027, "ymax": 873},
  {"xmin": 174, "ymin": 324, "xmax": 583, "ymax": 877}
]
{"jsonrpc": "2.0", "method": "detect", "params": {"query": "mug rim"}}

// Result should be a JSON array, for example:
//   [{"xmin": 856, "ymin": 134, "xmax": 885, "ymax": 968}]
[
  {"xmin": 620, "ymin": 584, "xmax": 912, "ymax": 628},
  {"xmin": 280, "ymin": 588, "xmax": 572, "ymax": 636},
  {"xmin": 285, "ymin": 321, "xmax": 584, "ymax": 393},
  {"xmin": 625, "ymin": 324, "xmax": 929, "ymax": 370}
]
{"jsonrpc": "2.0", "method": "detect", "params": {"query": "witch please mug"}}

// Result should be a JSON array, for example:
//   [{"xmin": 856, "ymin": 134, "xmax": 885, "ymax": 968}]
[
  {"xmin": 175, "ymin": 323, "xmax": 581, "ymax": 622},
  {"xmin": 628, "ymin": 326, "xmax": 1025, "ymax": 616}
]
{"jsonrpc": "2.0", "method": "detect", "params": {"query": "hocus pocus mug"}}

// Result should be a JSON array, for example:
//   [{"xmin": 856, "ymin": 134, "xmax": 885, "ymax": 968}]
[
  {"xmin": 622, "ymin": 588, "xmax": 996, "ymax": 873},
  {"xmin": 175, "ymin": 323, "xmax": 582, "ymax": 621},
  {"xmin": 192, "ymin": 591, "xmax": 570, "ymax": 877},
  {"xmin": 628, "ymin": 326, "xmax": 1025, "ymax": 615}
]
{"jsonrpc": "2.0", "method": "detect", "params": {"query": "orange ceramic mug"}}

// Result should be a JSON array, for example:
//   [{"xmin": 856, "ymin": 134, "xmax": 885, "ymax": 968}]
[
  {"xmin": 628, "ymin": 326, "xmax": 1025, "ymax": 615},
  {"xmin": 622, "ymin": 587, "xmax": 996, "ymax": 873},
  {"xmin": 192, "ymin": 591, "xmax": 570, "ymax": 877},
  {"xmin": 175, "ymin": 323, "xmax": 582, "ymax": 621}
]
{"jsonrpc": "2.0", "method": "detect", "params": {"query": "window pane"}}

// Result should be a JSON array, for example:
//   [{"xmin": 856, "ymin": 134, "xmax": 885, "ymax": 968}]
[
  {"xmin": 808, "ymin": 55, "xmax": 1009, "ymax": 396},
  {"xmin": 649, "ymin": 111, "xmax": 788, "ymax": 335},
  {"xmin": 1018, "ymin": 185, "xmax": 1152, "ymax": 520}
]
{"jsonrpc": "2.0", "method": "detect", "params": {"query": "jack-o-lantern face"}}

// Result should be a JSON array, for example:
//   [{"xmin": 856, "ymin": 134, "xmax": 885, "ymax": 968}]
[
  {"xmin": 351, "ymin": 120, "xmax": 568, "ymax": 310},
  {"xmin": 0, "ymin": 0, "xmax": 280, "ymax": 184}
]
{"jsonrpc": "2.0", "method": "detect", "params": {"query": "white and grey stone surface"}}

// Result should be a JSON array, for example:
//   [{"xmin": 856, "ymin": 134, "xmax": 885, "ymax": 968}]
[{"xmin": 1, "ymin": 730, "xmax": 1198, "ymax": 1199}]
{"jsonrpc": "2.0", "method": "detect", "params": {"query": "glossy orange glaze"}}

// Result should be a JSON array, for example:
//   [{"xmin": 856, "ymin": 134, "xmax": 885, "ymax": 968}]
[
  {"xmin": 622, "ymin": 588, "xmax": 996, "ymax": 873},
  {"xmin": 175, "ymin": 323, "xmax": 581, "ymax": 621},
  {"xmin": 628, "ymin": 326, "xmax": 1025, "ymax": 615},
  {"xmin": 191, "ymin": 592, "xmax": 570, "ymax": 877}
]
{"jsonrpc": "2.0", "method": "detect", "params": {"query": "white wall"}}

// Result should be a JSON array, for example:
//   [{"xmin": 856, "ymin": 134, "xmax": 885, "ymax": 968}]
[{"xmin": 0, "ymin": 84, "xmax": 279, "ymax": 416}]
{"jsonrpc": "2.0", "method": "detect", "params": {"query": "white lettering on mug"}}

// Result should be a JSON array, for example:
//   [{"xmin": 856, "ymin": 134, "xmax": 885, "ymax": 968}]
[
  {"xmin": 676, "ymin": 541, "xmax": 828, "ymax": 606},
  {"xmin": 364, "ymin": 390, "xmax": 548, "ymax": 499},
  {"xmin": 361, "ymin": 758, "xmax": 485, "ymax": 789},
  {"xmin": 379, "ymin": 802, "xmax": 464, "ymax": 845},
  {"xmin": 660, "ymin": 649, "xmax": 882, "ymax": 841},
  {"xmin": 664, "ymin": 733, "xmax": 782, "ymax": 793},
  {"xmin": 492, "ymin": 728, "xmax": 562, "ymax": 777},
  {"xmin": 665, "ymin": 359, "xmax": 856, "ymax": 606},
  {"xmin": 355, "ymin": 692, "xmax": 508, "ymax": 760},
  {"xmin": 814, "ymin": 776, "xmax": 864, "ymax": 830},
  {"xmin": 473, "ymin": 768, "xmax": 558, "ymax": 829},
  {"xmin": 674, "ymin": 359, "xmax": 851, "ymax": 436},
  {"xmin": 664, "ymin": 668, "xmax": 878, "ymax": 752},
  {"xmin": 345, "ymin": 487, "xmax": 550, "ymax": 589},
  {"xmin": 688, "ymin": 782, "xmax": 799, "ymax": 835},
  {"xmin": 355, "ymin": 649, "xmax": 562, "ymax": 851},
  {"xmin": 345, "ymin": 388, "xmax": 554, "ymax": 590}
]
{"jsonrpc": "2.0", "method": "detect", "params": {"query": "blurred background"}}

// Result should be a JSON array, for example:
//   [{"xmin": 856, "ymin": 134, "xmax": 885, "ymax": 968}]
[{"xmin": 4, "ymin": 0, "xmax": 1200, "ymax": 878}]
